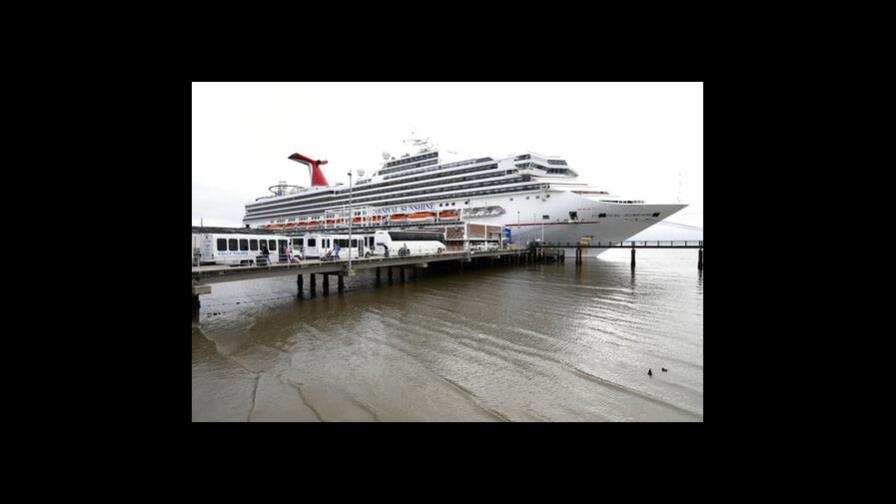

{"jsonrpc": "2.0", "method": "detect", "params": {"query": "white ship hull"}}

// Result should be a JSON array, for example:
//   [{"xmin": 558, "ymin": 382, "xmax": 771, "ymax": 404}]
[{"xmin": 458, "ymin": 190, "xmax": 686, "ymax": 252}]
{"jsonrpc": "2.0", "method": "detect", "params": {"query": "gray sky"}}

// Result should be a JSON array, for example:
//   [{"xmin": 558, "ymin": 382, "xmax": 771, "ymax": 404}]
[{"xmin": 192, "ymin": 82, "xmax": 703, "ymax": 228}]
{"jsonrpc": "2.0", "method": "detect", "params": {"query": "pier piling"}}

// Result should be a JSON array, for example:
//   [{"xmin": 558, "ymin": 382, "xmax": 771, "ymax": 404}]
[
  {"xmin": 376, "ymin": 267, "xmax": 381, "ymax": 284},
  {"xmin": 310, "ymin": 273, "xmax": 317, "ymax": 297},
  {"xmin": 323, "ymin": 273, "xmax": 329, "ymax": 295},
  {"xmin": 297, "ymin": 274, "xmax": 303, "ymax": 296},
  {"xmin": 631, "ymin": 247, "xmax": 636, "ymax": 269},
  {"xmin": 399, "ymin": 267, "xmax": 405, "ymax": 283},
  {"xmin": 338, "ymin": 273, "xmax": 344, "ymax": 292},
  {"xmin": 388, "ymin": 267, "xmax": 393, "ymax": 283},
  {"xmin": 698, "ymin": 248, "xmax": 703, "ymax": 270}
]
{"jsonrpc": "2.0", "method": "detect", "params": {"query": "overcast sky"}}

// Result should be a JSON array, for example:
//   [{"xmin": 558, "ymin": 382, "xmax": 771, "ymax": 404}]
[{"xmin": 192, "ymin": 82, "xmax": 702, "ymax": 228}]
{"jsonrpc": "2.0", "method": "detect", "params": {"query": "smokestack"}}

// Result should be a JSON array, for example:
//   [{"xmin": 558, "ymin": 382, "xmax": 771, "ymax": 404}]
[{"xmin": 288, "ymin": 153, "xmax": 329, "ymax": 187}]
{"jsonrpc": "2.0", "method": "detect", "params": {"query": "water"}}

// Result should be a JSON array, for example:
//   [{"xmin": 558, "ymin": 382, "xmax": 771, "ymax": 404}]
[{"xmin": 192, "ymin": 249, "xmax": 703, "ymax": 421}]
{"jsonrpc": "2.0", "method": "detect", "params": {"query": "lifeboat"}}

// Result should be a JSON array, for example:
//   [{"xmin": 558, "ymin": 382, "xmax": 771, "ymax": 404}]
[
  {"xmin": 438, "ymin": 210, "xmax": 459, "ymax": 220},
  {"xmin": 408, "ymin": 212, "xmax": 436, "ymax": 222},
  {"xmin": 325, "ymin": 219, "xmax": 335, "ymax": 225},
  {"xmin": 390, "ymin": 214, "xmax": 408, "ymax": 222},
  {"xmin": 352, "ymin": 217, "xmax": 362, "ymax": 224}
]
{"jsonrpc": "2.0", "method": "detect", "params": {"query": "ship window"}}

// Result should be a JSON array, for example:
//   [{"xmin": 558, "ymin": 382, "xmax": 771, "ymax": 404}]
[
  {"xmin": 599, "ymin": 213, "xmax": 607, "ymax": 218},
  {"xmin": 250, "ymin": 239, "xmax": 258, "ymax": 251},
  {"xmin": 652, "ymin": 212, "xmax": 660, "ymax": 217},
  {"xmin": 292, "ymin": 238, "xmax": 302, "ymax": 247},
  {"xmin": 546, "ymin": 195, "xmax": 551, "ymax": 198},
  {"xmin": 569, "ymin": 211, "xmax": 578, "ymax": 220},
  {"xmin": 229, "ymin": 239, "xmax": 238, "ymax": 251},
  {"xmin": 542, "ymin": 215, "xmax": 549, "ymax": 220},
  {"xmin": 308, "ymin": 238, "xmax": 316, "ymax": 247},
  {"xmin": 269, "ymin": 240, "xmax": 276, "ymax": 250},
  {"xmin": 239, "ymin": 239, "xmax": 248, "ymax": 251},
  {"xmin": 217, "ymin": 238, "xmax": 226, "ymax": 250}
]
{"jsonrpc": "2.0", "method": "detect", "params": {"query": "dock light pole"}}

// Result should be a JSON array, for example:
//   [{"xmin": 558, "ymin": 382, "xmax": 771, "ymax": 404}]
[{"xmin": 347, "ymin": 169, "xmax": 353, "ymax": 272}]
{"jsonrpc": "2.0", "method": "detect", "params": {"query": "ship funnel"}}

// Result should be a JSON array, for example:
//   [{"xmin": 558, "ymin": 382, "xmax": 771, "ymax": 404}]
[{"xmin": 288, "ymin": 152, "xmax": 329, "ymax": 187}]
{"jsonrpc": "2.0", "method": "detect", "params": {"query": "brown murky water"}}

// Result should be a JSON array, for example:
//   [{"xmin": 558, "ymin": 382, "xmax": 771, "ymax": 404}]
[{"xmin": 192, "ymin": 249, "xmax": 703, "ymax": 421}]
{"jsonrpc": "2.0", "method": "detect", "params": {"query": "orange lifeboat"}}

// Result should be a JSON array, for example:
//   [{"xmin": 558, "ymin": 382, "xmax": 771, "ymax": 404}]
[
  {"xmin": 408, "ymin": 212, "xmax": 436, "ymax": 221},
  {"xmin": 390, "ymin": 214, "xmax": 407, "ymax": 222},
  {"xmin": 352, "ymin": 217, "xmax": 362, "ymax": 224},
  {"xmin": 438, "ymin": 210, "xmax": 459, "ymax": 220}
]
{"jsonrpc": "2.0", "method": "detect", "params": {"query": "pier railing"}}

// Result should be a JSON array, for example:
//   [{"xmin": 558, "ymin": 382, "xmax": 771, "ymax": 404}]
[{"xmin": 534, "ymin": 240, "xmax": 703, "ymax": 249}]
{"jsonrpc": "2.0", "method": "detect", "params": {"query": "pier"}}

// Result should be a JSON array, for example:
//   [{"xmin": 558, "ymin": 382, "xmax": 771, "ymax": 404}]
[
  {"xmin": 534, "ymin": 240, "xmax": 704, "ymax": 268},
  {"xmin": 192, "ymin": 248, "xmax": 531, "ymax": 318},
  {"xmin": 191, "ymin": 240, "xmax": 702, "ymax": 319}
]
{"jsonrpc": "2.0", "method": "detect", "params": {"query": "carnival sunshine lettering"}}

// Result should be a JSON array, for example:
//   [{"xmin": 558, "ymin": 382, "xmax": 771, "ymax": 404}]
[{"xmin": 373, "ymin": 204, "xmax": 434, "ymax": 215}]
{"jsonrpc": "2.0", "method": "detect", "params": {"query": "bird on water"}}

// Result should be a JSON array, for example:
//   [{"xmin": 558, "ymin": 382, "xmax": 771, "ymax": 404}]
[
  {"xmin": 661, "ymin": 368, "xmax": 668, "ymax": 372},
  {"xmin": 648, "ymin": 369, "xmax": 653, "ymax": 377}
]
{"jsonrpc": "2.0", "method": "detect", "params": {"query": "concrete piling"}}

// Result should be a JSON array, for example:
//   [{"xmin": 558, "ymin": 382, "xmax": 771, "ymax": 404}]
[
  {"xmin": 399, "ymin": 267, "xmax": 405, "ymax": 283},
  {"xmin": 323, "ymin": 273, "xmax": 329, "ymax": 295},
  {"xmin": 310, "ymin": 274, "xmax": 317, "ymax": 297},
  {"xmin": 338, "ymin": 273, "xmax": 344, "ymax": 292},
  {"xmin": 388, "ymin": 267, "xmax": 393, "ymax": 283},
  {"xmin": 297, "ymin": 274, "xmax": 303, "ymax": 296},
  {"xmin": 376, "ymin": 267, "xmax": 381, "ymax": 283}
]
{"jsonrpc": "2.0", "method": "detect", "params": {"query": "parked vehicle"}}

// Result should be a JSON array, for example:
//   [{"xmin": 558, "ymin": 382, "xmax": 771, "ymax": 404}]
[
  {"xmin": 198, "ymin": 233, "xmax": 291, "ymax": 266},
  {"xmin": 373, "ymin": 230, "xmax": 446, "ymax": 257}
]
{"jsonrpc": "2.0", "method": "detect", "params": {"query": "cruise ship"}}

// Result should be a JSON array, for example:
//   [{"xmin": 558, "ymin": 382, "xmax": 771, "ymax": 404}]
[{"xmin": 242, "ymin": 139, "xmax": 687, "ymax": 246}]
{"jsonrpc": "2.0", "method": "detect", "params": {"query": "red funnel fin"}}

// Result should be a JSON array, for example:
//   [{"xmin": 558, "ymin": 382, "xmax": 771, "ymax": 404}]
[{"xmin": 288, "ymin": 152, "xmax": 329, "ymax": 187}]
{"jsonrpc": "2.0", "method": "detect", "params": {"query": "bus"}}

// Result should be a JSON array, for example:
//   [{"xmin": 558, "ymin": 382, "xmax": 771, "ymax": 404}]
[
  {"xmin": 292, "ymin": 233, "xmax": 376, "ymax": 260},
  {"xmin": 373, "ymin": 230, "xmax": 446, "ymax": 257},
  {"xmin": 198, "ymin": 233, "xmax": 293, "ymax": 266}
]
